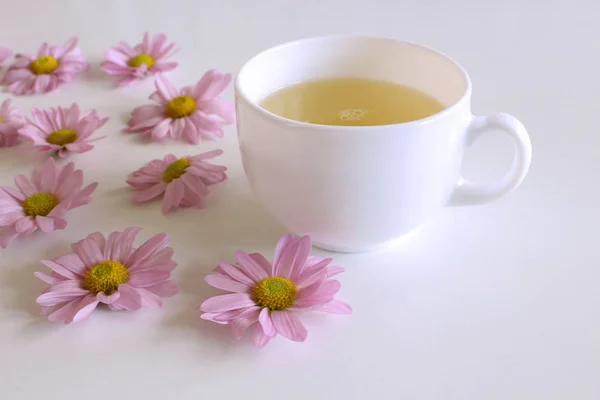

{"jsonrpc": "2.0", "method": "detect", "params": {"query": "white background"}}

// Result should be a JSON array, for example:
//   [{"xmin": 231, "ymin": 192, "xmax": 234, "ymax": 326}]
[{"xmin": 0, "ymin": 1, "xmax": 598, "ymax": 399}]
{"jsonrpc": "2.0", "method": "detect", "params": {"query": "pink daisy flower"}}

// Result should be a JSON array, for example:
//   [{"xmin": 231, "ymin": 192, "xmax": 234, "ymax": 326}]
[
  {"xmin": 200, "ymin": 234, "xmax": 352, "ymax": 348},
  {"xmin": 0, "ymin": 99, "xmax": 25, "ymax": 147},
  {"xmin": 126, "ymin": 149, "xmax": 227, "ymax": 213},
  {"xmin": 100, "ymin": 32, "xmax": 178, "ymax": 87},
  {"xmin": 0, "ymin": 157, "xmax": 97, "ymax": 248},
  {"xmin": 1, "ymin": 37, "xmax": 88, "ymax": 95},
  {"xmin": 0, "ymin": 47, "xmax": 12, "ymax": 68},
  {"xmin": 18, "ymin": 103, "xmax": 108, "ymax": 157},
  {"xmin": 35, "ymin": 228, "xmax": 179, "ymax": 324},
  {"xmin": 125, "ymin": 71, "xmax": 235, "ymax": 144}
]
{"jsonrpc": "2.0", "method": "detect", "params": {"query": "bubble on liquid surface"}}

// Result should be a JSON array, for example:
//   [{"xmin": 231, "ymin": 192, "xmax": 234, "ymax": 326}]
[{"xmin": 339, "ymin": 108, "xmax": 366, "ymax": 121}]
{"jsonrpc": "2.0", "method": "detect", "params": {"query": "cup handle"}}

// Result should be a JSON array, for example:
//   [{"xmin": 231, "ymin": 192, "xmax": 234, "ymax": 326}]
[{"xmin": 449, "ymin": 113, "xmax": 532, "ymax": 206}]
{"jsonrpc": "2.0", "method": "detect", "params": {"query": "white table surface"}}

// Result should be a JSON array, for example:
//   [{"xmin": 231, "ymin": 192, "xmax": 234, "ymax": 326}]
[{"xmin": 1, "ymin": 1, "xmax": 598, "ymax": 399}]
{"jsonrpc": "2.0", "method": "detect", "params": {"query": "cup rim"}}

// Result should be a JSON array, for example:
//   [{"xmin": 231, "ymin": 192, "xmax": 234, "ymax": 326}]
[{"xmin": 235, "ymin": 35, "xmax": 473, "ymax": 130}]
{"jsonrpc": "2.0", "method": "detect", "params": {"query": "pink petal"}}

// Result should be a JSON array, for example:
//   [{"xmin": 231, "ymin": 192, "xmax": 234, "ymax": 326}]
[
  {"xmin": 55, "ymin": 170, "xmax": 83, "ymax": 199},
  {"xmin": 53, "ymin": 253, "xmax": 86, "ymax": 276},
  {"xmin": 97, "ymin": 291, "xmax": 121, "ymax": 304},
  {"xmin": 36, "ymin": 285, "xmax": 89, "ymax": 307},
  {"xmin": 40, "ymin": 259, "xmax": 79, "ymax": 280},
  {"xmin": 72, "ymin": 237, "xmax": 104, "ymax": 266},
  {"xmin": 179, "ymin": 173, "xmax": 210, "ymax": 196},
  {"xmin": 252, "ymin": 324, "xmax": 274, "ymax": 348},
  {"xmin": 273, "ymin": 238, "xmax": 300, "ymax": 278},
  {"xmin": 66, "ymin": 181, "xmax": 98, "ymax": 209},
  {"xmin": 0, "ymin": 228, "xmax": 19, "ymax": 249},
  {"xmin": 14, "ymin": 175, "xmax": 37, "ymax": 197},
  {"xmin": 0, "ymin": 211, "xmax": 23, "ymax": 226},
  {"xmin": 3, "ymin": 68, "xmax": 33, "ymax": 84},
  {"xmin": 287, "ymin": 236, "xmax": 312, "ymax": 280},
  {"xmin": 133, "ymin": 247, "xmax": 175, "ymax": 271},
  {"xmin": 35, "ymin": 271, "xmax": 64, "ymax": 285},
  {"xmin": 54, "ymin": 218, "xmax": 67, "ymax": 230},
  {"xmin": 201, "ymin": 307, "xmax": 254, "ymax": 324},
  {"xmin": 0, "ymin": 47, "xmax": 12, "ymax": 63},
  {"xmin": 313, "ymin": 299, "xmax": 352, "ymax": 314},
  {"xmin": 189, "ymin": 149, "xmax": 224, "ymax": 161},
  {"xmin": 181, "ymin": 118, "xmax": 200, "ymax": 144},
  {"xmin": 155, "ymin": 75, "xmax": 177, "ymax": 99},
  {"xmin": 234, "ymin": 251, "xmax": 269, "ymax": 283},
  {"xmin": 128, "ymin": 233, "xmax": 169, "ymax": 270},
  {"xmin": 295, "ymin": 275, "xmax": 327, "ymax": 302},
  {"xmin": 294, "ymin": 280, "xmax": 341, "ymax": 308},
  {"xmin": 46, "ymin": 296, "xmax": 85, "ymax": 323},
  {"xmin": 271, "ymin": 310, "xmax": 308, "ymax": 342},
  {"xmin": 149, "ymin": 33, "xmax": 167, "ymax": 56},
  {"xmin": 200, "ymin": 312, "xmax": 230, "ymax": 324},
  {"xmin": 40, "ymin": 158, "xmax": 57, "ymax": 192},
  {"xmin": 131, "ymin": 182, "xmax": 166, "ymax": 203},
  {"xmin": 2, "ymin": 186, "xmax": 25, "ymax": 201},
  {"xmin": 127, "ymin": 116, "xmax": 164, "ymax": 132},
  {"xmin": 161, "ymin": 180, "xmax": 184, "ymax": 213},
  {"xmin": 217, "ymin": 262, "xmax": 255, "ymax": 286},
  {"xmin": 152, "ymin": 62, "xmax": 177, "ymax": 72},
  {"xmin": 272, "ymin": 234, "xmax": 293, "ymax": 275},
  {"xmin": 33, "ymin": 74, "xmax": 51, "ymax": 94},
  {"xmin": 129, "ymin": 104, "xmax": 164, "ymax": 121},
  {"xmin": 137, "ymin": 287, "xmax": 164, "ymax": 309},
  {"xmin": 200, "ymin": 293, "xmax": 255, "ymax": 313},
  {"xmin": 84, "ymin": 232, "xmax": 105, "ymax": 253},
  {"xmin": 297, "ymin": 258, "xmax": 332, "ymax": 289},
  {"xmin": 105, "ymin": 227, "xmax": 141, "ymax": 263},
  {"xmin": 128, "ymin": 269, "xmax": 171, "ymax": 287},
  {"xmin": 141, "ymin": 32, "xmax": 151, "ymax": 53},
  {"xmin": 114, "ymin": 284, "xmax": 142, "ymax": 311},
  {"xmin": 200, "ymin": 99, "xmax": 235, "ymax": 123},
  {"xmin": 194, "ymin": 70, "xmax": 232, "ymax": 100},
  {"xmin": 231, "ymin": 310, "xmax": 261, "ymax": 340},
  {"xmin": 15, "ymin": 217, "xmax": 35, "ymax": 233},
  {"xmin": 204, "ymin": 273, "xmax": 251, "ymax": 293},
  {"xmin": 71, "ymin": 295, "xmax": 100, "ymax": 323},
  {"xmin": 248, "ymin": 253, "xmax": 273, "ymax": 277},
  {"xmin": 150, "ymin": 118, "xmax": 171, "ymax": 141},
  {"xmin": 326, "ymin": 265, "xmax": 345, "ymax": 277},
  {"xmin": 258, "ymin": 307, "xmax": 276, "ymax": 337},
  {"xmin": 145, "ymin": 280, "xmax": 178, "ymax": 297},
  {"xmin": 35, "ymin": 216, "xmax": 55, "ymax": 233}
]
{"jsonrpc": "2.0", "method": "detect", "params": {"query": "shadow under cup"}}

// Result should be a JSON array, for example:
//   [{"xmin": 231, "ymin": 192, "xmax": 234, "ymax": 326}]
[{"xmin": 235, "ymin": 36, "xmax": 473, "ymax": 252}]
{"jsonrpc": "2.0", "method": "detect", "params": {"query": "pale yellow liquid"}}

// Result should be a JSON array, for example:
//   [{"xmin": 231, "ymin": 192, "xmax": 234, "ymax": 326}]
[{"xmin": 260, "ymin": 78, "xmax": 446, "ymax": 126}]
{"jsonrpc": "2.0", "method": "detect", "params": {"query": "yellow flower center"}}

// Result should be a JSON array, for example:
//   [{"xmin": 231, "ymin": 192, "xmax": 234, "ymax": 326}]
[
  {"xmin": 165, "ymin": 95, "xmax": 197, "ymax": 119},
  {"xmin": 251, "ymin": 277, "xmax": 298, "ymax": 310},
  {"xmin": 84, "ymin": 260, "xmax": 129, "ymax": 295},
  {"xmin": 162, "ymin": 158, "xmax": 191, "ymax": 183},
  {"xmin": 0, "ymin": 117, "xmax": 3, "ymax": 123},
  {"xmin": 46, "ymin": 128, "xmax": 78, "ymax": 146},
  {"xmin": 128, "ymin": 53, "xmax": 155, "ymax": 69},
  {"xmin": 30, "ymin": 56, "xmax": 59, "ymax": 75},
  {"xmin": 22, "ymin": 193, "xmax": 59, "ymax": 217}
]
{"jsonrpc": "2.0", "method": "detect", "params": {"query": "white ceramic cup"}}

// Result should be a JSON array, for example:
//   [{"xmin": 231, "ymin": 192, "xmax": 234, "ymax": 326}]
[{"xmin": 235, "ymin": 36, "xmax": 532, "ymax": 252}]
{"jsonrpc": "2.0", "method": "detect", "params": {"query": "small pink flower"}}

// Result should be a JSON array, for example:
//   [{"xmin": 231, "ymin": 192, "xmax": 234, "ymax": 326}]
[
  {"xmin": 0, "ymin": 99, "xmax": 25, "ymax": 147},
  {"xmin": 101, "ymin": 32, "xmax": 178, "ymax": 87},
  {"xmin": 18, "ymin": 103, "xmax": 108, "ymax": 157},
  {"xmin": 1, "ymin": 37, "xmax": 88, "ymax": 95},
  {"xmin": 125, "ymin": 71, "xmax": 235, "ymax": 144},
  {"xmin": 35, "ymin": 228, "xmax": 179, "ymax": 324},
  {"xmin": 0, "ymin": 158, "xmax": 97, "ymax": 248},
  {"xmin": 200, "ymin": 235, "xmax": 352, "ymax": 348},
  {"xmin": 0, "ymin": 47, "xmax": 12, "ymax": 68},
  {"xmin": 126, "ymin": 150, "xmax": 227, "ymax": 213}
]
